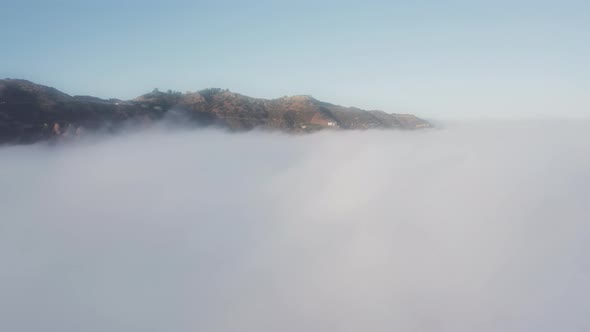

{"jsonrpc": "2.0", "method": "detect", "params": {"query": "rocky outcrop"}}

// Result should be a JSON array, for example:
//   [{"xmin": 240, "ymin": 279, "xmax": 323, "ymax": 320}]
[{"xmin": 0, "ymin": 79, "xmax": 432, "ymax": 144}]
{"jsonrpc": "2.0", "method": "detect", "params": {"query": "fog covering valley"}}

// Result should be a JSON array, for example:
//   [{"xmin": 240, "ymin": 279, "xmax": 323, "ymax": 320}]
[{"xmin": 1, "ymin": 120, "xmax": 590, "ymax": 332}]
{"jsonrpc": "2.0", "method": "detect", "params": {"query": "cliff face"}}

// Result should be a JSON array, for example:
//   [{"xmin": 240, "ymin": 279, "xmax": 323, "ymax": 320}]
[{"xmin": 0, "ymin": 79, "xmax": 432, "ymax": 144}]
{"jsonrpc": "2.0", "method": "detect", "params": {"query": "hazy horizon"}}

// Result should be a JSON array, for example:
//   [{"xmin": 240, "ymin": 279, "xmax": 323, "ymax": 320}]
[{"xmin": 2, "ymin": 1, "xmax": 590, "ymax": 330}]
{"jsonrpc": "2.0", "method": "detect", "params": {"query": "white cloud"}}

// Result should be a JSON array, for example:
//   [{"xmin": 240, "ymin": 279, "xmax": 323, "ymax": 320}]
[{"xmin": 1, "ymin": 120, "xmax": 589, "ymax": 331}]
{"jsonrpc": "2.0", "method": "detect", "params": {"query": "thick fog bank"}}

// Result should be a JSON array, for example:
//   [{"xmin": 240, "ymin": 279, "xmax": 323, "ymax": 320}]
[{"xmin": 1, "ymin": 120, "xmax": 590, "ymax": 332}]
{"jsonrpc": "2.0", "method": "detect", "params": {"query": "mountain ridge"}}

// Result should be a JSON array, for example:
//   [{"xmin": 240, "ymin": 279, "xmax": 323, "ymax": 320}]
[{"xmin": 0, "ymin": 79, "xmax": 432, "ymax": 144}]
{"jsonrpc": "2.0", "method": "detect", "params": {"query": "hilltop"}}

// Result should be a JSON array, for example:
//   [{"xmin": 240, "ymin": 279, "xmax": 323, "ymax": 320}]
[{"xmin": 0, "ymin": 79, "xmax": 431, "ymax": 143}]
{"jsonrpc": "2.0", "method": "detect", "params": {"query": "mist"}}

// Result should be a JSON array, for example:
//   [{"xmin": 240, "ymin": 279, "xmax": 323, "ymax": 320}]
[{"xmin": 1, "ymin": 120, "xmax": 590, "ymax": 332}]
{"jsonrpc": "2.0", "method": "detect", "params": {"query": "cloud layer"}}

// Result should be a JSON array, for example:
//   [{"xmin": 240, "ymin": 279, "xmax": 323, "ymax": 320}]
[{"xmin": 1, "ymin": 120, "xmax": 590, "ymax": 331}]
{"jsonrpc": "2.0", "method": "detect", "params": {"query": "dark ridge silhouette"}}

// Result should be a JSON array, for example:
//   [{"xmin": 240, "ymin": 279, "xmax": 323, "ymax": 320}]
[{"xmin": 0, "ymin": 79, "xmax": 432, "ymax": 144}]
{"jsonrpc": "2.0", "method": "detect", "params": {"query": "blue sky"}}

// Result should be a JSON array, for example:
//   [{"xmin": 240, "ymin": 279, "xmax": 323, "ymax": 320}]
[{"xmin": 1, "ymin": 0, "xmax": 589, "ymax": 118}]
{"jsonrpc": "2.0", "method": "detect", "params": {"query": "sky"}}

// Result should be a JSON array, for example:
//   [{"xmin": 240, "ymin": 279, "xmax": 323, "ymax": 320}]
[{"xmin": 1, "ymin": 0, "xmax": 589, "ymax": 118}]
